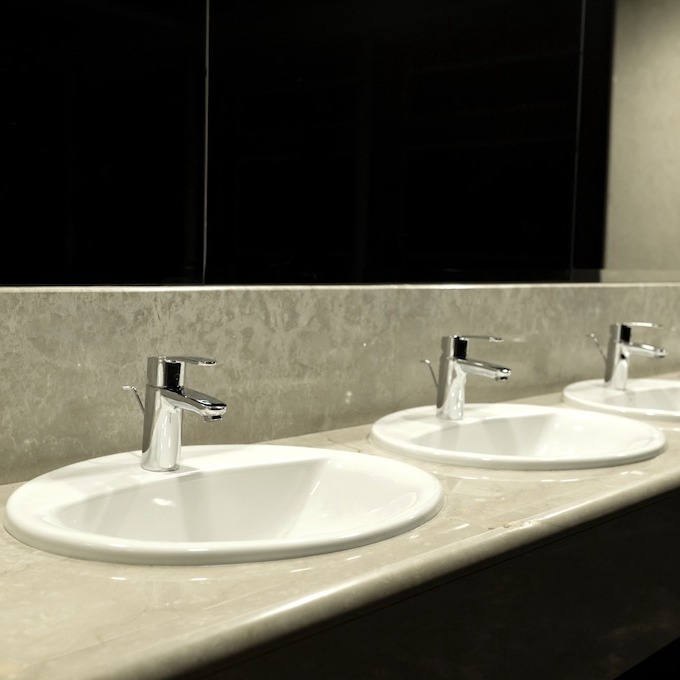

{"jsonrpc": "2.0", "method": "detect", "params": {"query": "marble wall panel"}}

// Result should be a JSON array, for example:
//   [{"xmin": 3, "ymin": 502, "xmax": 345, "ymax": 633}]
[{"xmin": 1, "ymin": 283, "xmax": 679, "ymax": 484}]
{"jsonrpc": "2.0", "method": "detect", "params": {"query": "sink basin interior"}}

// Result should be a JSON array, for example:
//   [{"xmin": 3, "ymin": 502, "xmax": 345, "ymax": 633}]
[
  {"xmin": 370, "ymin": 403, "xmax": 666, "ymax": 470},
  {"xmin": 563, "ymin": 378, "xmax": 680, "ymax": 421},
  {"xmin": 56, "ymin": 459, "xmax": 346, "ymax": 542},
  {"xmin": 3, "ymin": 444, "xmax": 443, "ymax": 565}
]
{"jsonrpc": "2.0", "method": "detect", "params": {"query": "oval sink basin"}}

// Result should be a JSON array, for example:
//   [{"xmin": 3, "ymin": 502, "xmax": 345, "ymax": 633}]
[
  {"xmin": 3, "ymin": 444, "xmax": 443, "ymax": 565},
  {"xmin": 369, "ymin": 404, "xmax": 666, "ymax": 470},
  {"xmin": 563, "ymin": 378, "xmax": 680, "ymax": 422}
]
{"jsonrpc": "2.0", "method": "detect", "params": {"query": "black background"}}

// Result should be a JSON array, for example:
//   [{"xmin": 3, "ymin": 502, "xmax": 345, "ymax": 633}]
[{"xmin": 2, "ymin": 0, "xmax": 614, "ymax": 285}]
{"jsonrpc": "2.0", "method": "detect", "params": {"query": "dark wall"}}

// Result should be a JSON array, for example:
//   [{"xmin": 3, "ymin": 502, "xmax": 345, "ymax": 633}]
[
  {"xmin": 2, "ymin": 0, "xmax": 613, "ymax": 285},
  {"xmin": 3, "ymin": 0, "xmax": 206, "ymax": 284},
  {"xmin": 208, "ymin": 0, "xmax": 613, "ymax": 284}
]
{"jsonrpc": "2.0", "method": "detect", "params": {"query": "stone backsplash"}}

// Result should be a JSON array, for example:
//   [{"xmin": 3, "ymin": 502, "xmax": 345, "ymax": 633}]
[{"xmin": 2, "ymin": 283, "xmax": 678, "ymax": 483}]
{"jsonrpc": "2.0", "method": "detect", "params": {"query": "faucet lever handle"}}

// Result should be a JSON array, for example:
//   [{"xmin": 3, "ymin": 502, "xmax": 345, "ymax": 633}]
[
  {"xmin": 146, "ymin": 355, "xmax": 219, "ymax": 388},
  {"xmin": 164, "ymin": 356, "xmax": 219, "ymax": 366},
  {"xmin": 445, "ymin": 334, "xmax": 503, "ymax": 360},
  {"xmin": 612, "ymin": 322, "xmax": 663, "ymax": 344},
  {"xmin": 621, "ymin": 322, "xmax": 663, "ymax": 329}
]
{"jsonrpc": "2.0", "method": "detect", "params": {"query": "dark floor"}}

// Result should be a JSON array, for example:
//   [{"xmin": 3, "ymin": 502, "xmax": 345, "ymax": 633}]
[{"xmin": 616, "ymin": 638, "xmax": 680, "ymax": 677}]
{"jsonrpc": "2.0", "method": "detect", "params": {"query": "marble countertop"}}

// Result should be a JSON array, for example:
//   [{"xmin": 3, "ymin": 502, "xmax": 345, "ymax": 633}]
[{"xmin": 3, "ymin": 388, "xmax": 680, "ymax": 680}]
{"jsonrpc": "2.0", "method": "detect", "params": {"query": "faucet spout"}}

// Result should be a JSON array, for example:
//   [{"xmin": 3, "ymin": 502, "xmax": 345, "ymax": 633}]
[
  {"xmin": 604, "ymin": 322, "xmax": 666, "ymax": 390},
  {"xmin": 138, "ymin": 356, "xmax": 227, "ymax": 472},
  {"xmin": 436, "ymin": 335, "xmax": 511, "ymax": 421},
  {"xmin": 159, "ymin": 386, "xmax": 227, "ymax": 422},
  {"xmin": 626, "ymin": 342, "xmax": 667, "ymax": 359},
  {"xmin": 455, "ymin": 358, "xmax": 511, "ymax": 381}
]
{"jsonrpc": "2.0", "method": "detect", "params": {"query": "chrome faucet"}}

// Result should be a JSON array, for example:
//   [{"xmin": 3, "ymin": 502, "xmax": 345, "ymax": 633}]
[
  {"xmin": 124, "ymin": 356, "xmax": 227, "ymax": 471},
  {"xmin": 599, "ymin": 322, "xmax": 667, "ymax": 390},
  {"xmin": 423, "ymin": 335, "xmax": 511, "ymax": 420}
]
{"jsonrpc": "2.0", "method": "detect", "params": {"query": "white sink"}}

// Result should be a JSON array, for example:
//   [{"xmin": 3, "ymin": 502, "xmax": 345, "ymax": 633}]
[
  {"xmin": 3, "ymin": 444, "xmax": 443, "ymax": 565},
  {"xmin": 563, "ymin": 378, "xmax": 680, "ymax": 422},
  {"xmin": 369, "ymin": 404, "xmax": 666, "ymax": 470}
]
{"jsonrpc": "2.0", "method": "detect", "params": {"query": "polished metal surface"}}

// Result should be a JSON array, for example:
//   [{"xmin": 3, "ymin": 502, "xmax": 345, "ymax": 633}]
[
  {"xmin": 137, "ymin": 356, "xmax": 227, "ymax": 472},
  {"xmin": 603, "ymin": 322, "xmax": 667, "ymax": 390},
  {"xmin": 433, "ymin": 335, "xmax": 511, "ymax": 420}
]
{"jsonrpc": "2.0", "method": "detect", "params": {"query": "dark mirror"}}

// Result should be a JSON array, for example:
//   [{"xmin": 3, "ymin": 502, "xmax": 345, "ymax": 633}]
[{"xmin": 2, "ymin": 0, "xmax": 614, "ymax": 285}]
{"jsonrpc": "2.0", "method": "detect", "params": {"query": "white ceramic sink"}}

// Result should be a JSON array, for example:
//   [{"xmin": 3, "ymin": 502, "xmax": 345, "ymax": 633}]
[
  {"xmin": 563, "ymin": 378, "xmax": 680, "ymax": 422},
  {"xmin": 369, "ymin": 403, "xmax": 666, "ymax": 470},
  {"xmin": 3, "ymin": 444, "xmax": 443, "ymax": 565}
]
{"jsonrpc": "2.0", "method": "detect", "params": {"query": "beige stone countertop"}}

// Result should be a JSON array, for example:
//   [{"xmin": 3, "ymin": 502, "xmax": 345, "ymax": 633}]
[{"xmin": 3, "ymin": 387, "xmax": 680, "ymax": 680}]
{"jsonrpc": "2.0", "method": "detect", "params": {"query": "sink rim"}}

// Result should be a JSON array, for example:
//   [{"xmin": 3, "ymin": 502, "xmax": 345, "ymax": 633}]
[
  {"xmin": 3, "ymin": 444, "xmax": 444, "ymax": 566},
  {"xmin": 563, "ymin": 378, "xmax": 680, "ymax": 421},
  {"xmin": 369, "ymin": 403, "xmax": 667, "ymax": 470}
]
